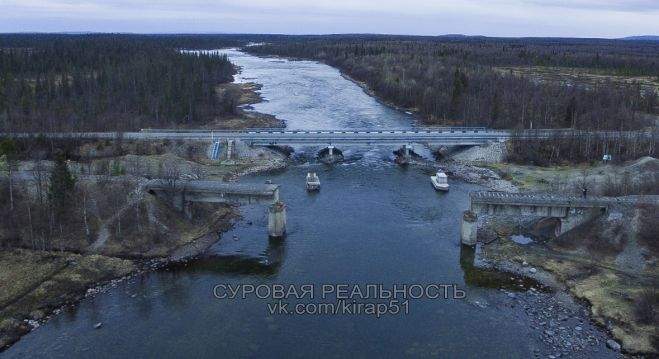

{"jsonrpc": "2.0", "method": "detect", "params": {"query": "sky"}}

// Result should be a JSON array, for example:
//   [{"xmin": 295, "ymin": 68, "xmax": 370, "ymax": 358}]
[{"xmin": 1, "ymin": 0, "xmax": 658, "ymax": 38}]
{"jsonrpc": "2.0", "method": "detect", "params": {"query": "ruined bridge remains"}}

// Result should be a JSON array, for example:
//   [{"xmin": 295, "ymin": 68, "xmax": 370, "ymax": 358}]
[
  {"xmin": 460, "ymin": 191, "xmax": 640, "ymax": 245},
  {"xmin": 146, "ymin": 180, "xmax": 286, "ymax": 237}
]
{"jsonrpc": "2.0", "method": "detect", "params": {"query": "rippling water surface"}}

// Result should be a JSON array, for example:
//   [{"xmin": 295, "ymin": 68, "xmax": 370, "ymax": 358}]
[{"xmin": 4, "ymin": 50, "xmax": 566, "ymax": 358}]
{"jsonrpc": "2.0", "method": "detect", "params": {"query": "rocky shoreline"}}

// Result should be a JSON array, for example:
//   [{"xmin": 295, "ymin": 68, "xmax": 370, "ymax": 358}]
[{"xmin": 451, "ymin": 158, "xmax": 656, "ymax": 356}]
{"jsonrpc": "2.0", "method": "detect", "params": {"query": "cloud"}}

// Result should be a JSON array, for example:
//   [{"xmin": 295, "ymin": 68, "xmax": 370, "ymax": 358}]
[
  {"xmin": 0, "ymin": 0, "xmax": 657, "ymax": 37},
  {"xmin": 521, "ymin": 0, "xmax": 659, "ymax": 12}
]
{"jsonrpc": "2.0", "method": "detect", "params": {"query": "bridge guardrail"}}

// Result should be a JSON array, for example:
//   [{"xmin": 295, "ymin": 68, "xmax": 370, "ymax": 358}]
[{"xmin": 470, "ymin": 191, "xmax": 657, "ymax": 207}]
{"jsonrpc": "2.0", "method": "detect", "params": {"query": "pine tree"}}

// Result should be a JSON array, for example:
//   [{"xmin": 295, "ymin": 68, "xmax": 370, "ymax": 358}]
[
  {"xmin": 48, "ymin": 152, "xmax": 76, "ymax": 222},
  {"xmin": 450, "ymin": 69, "xmax": 468, "ymax": 119},
  {"xmin": 0, "ymin": 138, "xmax": 17, "ymax": 210}
]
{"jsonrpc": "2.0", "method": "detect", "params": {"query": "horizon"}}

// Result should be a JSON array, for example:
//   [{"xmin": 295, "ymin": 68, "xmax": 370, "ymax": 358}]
[
  {"xmin": 1, "ymin": 0, "xmax": 658, "ymax": 38},
  {"xmin": 1, "ymin": 32, "xmax": 658, "ymax": 40}
]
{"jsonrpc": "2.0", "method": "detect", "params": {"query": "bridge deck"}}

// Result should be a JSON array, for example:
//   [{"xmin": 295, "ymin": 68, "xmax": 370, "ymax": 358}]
[
  {"xmin": 470, "ymin": 191, "xmax": 657, "ymax": 208},
  {"xmin": 3, "ymin": 129, "xmax": 653, "ymax": 146},
  {"xmin": 146, "ymin": 180, "xmax": 279, "ymax": 197}
]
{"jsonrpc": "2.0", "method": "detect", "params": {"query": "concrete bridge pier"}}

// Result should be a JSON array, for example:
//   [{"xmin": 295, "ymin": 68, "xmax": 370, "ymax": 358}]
[
  {"xmin": 403, "ymin": 144, "xmax": 412, "ymax": 158},
  {"xmin": 555, "ymin": 208, "xmax": 603, "ymax": 237},
  {"xmin": 394, "ymin": 144, "xmax": 414, "ymax": 164},
  {"xmin": 226, "ymin": 139, "xmax": 235, "ymax": 160},
  {"xmin": 268, "ymin": 202, "xmax": 287, "ymax": 238},
  {"xmin": 318, "ymin": 145, "xmax": 344, "ymax": 164},
  {"xmin": 461, "ymin": 210, "xmax": 478, "ymax": 246},
  {"xmin": 170, "ymin": 191, "xmax": 193, "ymax": 220}
]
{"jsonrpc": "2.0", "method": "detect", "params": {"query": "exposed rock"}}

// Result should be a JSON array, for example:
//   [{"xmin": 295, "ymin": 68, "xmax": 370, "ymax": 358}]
[
  {"xmin": 606, "ymin": 339, "xmax": 621, "ymax": 351},
  {"xmin": 449, "ymin": 142, "xmax": 508, "ymax": 164}
]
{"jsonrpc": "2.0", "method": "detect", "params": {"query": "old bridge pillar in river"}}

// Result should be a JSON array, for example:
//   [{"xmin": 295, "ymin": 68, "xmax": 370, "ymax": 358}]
[
  {"xmin": 461, "ymin": 210, "xmax": 478, "ymax": 246},
  {"xmin": 268, "ymin": 202, "xmax": 287, "ymax": 238}
]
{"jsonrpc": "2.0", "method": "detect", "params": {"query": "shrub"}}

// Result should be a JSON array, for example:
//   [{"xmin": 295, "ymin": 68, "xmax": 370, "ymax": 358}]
[{"xmin": 635, "ymin": 287, "xmax": 657, "ymax": 325}]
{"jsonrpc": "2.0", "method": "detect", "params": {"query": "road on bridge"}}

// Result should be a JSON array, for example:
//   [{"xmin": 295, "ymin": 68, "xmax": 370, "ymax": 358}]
[{"xmin": 2, "ymin": 128, "xmax": 653, "ymax": 146}]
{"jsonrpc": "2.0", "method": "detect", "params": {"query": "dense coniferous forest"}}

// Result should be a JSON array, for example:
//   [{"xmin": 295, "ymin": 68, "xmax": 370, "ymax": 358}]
[
  {"xmin": 246, "ymin": 36, "xmax": 659, "ymax": 131},
  {"xmin": 0, "ymin": 34, "xmax": 250, "ymax": 132},
  {"xmin": 2, "ymin": 34, "xmax": 658, "ymax": 134}
]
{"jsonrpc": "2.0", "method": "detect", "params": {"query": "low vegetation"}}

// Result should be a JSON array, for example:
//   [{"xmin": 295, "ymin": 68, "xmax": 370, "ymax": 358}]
[{"xmin": 0, "ymin": 249, "xmax": 135, "ymax": 348}]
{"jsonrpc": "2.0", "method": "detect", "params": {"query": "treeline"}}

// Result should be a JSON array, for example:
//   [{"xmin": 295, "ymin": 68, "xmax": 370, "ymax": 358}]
[
  {"xmin": 246, "ymin": 36, "xmax": 659, "ymax": 131},
  {"xmin": 0, "ymin": 34, "xmax": 243, "ymax": 132},
  {"xmin": 508, "ymin": 131, "xmax": 656, "ymax": 166}
]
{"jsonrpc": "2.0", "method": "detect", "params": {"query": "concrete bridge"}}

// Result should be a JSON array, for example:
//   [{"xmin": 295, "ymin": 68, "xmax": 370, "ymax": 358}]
[
  {"xmin": 460, "ymin": 191, "xmax": 643, "ymax": 245},
  {"xmin": 196, "ymin": 127, "xmax": 507, "ymax": 146},
  {"xmin": 5, "ymin": 127, "xmax": 653, "ymax": 161},
  {"xmin": 4, "ymin": 128, "xmax": 651, "ymax": 144},
  {"xmin": 145, "ymin": 180, "xmax": 286, "ymax": 237}
]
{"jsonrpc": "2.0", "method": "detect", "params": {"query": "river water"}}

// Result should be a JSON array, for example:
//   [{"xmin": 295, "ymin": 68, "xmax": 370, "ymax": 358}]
[{"xmin": 2, "ymin": 50, "xmax": 599, "ymax": 358}]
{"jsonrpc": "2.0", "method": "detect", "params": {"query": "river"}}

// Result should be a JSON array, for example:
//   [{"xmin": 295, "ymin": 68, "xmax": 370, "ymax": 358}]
[{"xmin": 2, "ymin": 50, "xmax": 613, "ymax": 358}]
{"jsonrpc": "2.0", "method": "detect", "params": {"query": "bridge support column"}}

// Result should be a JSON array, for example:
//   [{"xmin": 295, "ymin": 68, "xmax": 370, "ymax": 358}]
[
  {"xmin": 173, "ymin": 192, "xmax": 185, "ymax": 212},
  {"xmin": 268, "ymin": 202, "xmax": 287, "ymax": 238},
  {"xmin": 395, "ymin": 144, "xmax": 413, "ymax": 165},
  {"xmin": 226, "ymin": 139, "xmax": 235, "ymax": 160},
  {"xmin": 461, "ymin": 210, "xmax": 478, "ymax": 246},
  {"xmin": 318, "ymin": 146, "xmax": 344, "ymax": 164},
  {"xmin": 184, "ymin": 201, "xmax": 193, "ymax": 220},
  {"xmin": 556, "ymin": 208, "xmax": 601, "ymax": 237}
]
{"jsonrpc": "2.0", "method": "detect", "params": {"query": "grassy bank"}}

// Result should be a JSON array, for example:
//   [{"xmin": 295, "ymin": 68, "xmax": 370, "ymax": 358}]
[{"xmin": 0, "ymin": 249, "xmax": 135, "ymax": 348}]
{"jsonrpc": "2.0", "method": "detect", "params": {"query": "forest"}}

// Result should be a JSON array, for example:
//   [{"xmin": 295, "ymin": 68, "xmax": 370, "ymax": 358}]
[
  {"xmin": 1, "ymin": 34, "xmax": 657, "ymax": 164},
  {"xmin": 3, "ymin": 34, "xmax": 658, "ymax": 134},
  {"xmin": 0, "ymin": 34, "xmax": 244, "ymax": 132},
  {"xmin": 245, "ymin": 36, "xmax": 659, "ymax": 131}
]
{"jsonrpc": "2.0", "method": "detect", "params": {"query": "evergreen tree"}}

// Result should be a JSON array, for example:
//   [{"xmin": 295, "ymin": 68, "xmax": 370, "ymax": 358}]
[
  {"xmin": 450, "ymin": 69, "xmax": 468, "ymax": 119},
  {"xmin": 48, "ymin": 152, "xmax": 76, "ymax": 222},
  {"xmin": 0, "ymin": 138, "xmax": 17, "ymax": 210},
  {"xmin": 490, "ymin": 90, "xmax": 501, "ymax": 126}
]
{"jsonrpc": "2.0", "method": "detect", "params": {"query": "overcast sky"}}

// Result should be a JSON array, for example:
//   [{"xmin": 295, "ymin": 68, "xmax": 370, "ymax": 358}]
[{"xmin": 1, "ymin": 0, "xmax": 658, "ymax": 38}]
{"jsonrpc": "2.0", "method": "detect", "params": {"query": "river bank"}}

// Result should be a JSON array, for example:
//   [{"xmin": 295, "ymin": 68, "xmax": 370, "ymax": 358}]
[
  {"xmin": 442, "ymin": 148, "xmax": 659, "ymax": 355},
  {"xmin": 0, "ymin": 80, "xmax": 289, "ymax": 351}
]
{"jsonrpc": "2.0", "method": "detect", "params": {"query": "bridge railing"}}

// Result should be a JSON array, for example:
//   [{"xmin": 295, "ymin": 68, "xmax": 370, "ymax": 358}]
[
  {"xmin": 145, "ymin": 179, "xmax": 280, "ymax": 197},
  {"xmin": 469, "ymin": 191, "xmax": 649, "ymax": 207},
  {"xmin": 139, "ymin": 127, "xmax": 493, "ymax": 134}
]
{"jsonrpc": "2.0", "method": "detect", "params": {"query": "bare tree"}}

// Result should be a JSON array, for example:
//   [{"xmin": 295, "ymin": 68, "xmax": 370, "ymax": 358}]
[
  {"xmin": 159, "ymin": 159, "xmax": 182, "ymax": 191},
  {"xmin": 77, "ymin": 182, "xmax": 91, "ymax": 242},
  {"xmin": 34, "ymin": 160, "xmax": 47, "ymax": 205}
]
